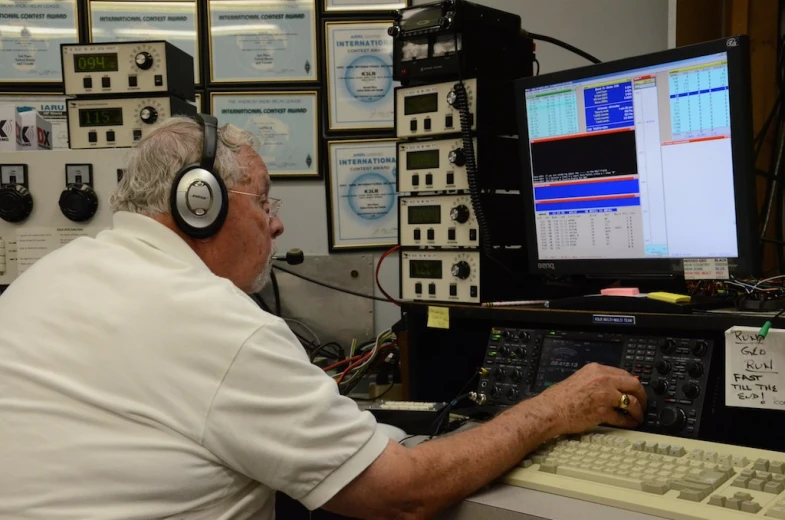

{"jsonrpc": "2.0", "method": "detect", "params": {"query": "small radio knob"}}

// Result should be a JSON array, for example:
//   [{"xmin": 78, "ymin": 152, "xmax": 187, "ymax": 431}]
[
  {"xmin": 491, "ymin": 385, "xmax": 503, "ymax": 399},
  {"xmin": 0, "ymin": 184, "xmax": 33, "ymax": 223},
  {"xmin": 450, "ymin": 204, "xmax": 470, "ymax": 223},
  {"xmin": 655, "ymin": 360, "xmax": 672, "ymax": 375},
  {"xmin": 662, "ymin": 339, "xmax": 678, "ymax": 354},
  {"xmin": 493, "ymin": 367, "xmax": 506, "ymax": 380},
  {"xmin": 687, "ymin": 361, "xmax": 704, "ymax": 378},
  {"xmin": 446, "ymin": 89, "xmax": 458, "ymax": 106},
  {"xmin": 59, "ymin": 184, "xmax": 98, "ymax": 222},
  {"xmin": 387, "ymin": 25, "xmax": 401, "ymax": 37},
  {"xmin": 451, "ymin": 260, "xmax": 471, "ymax": 280},
  {"xmin": 682, "ymin": 382, "xmax": 701, "ymax": 400},
  {"xmin": 691, "ymin": 340, "xmax": 708, "ymax": 357},
  {"xmin": 510, "ymin": 369, "xmax": 523, "ymax": 382},
  {"xmin": 659, "ymin": 407, "xmax": 686, "ymax": 431},
  {"xmin": 135, "ymin": 52, "xmax": 154, "ymax": 70},
  {"xmin": 448, "ymin": 149, "xmax": 466, "ymax": 167},
  {"xmin": 140, "ymin": 107, "xmax": 158, "ymax": 125},
  {"xmin": 498, "ymin": 346, "xmax": 511, "ymax": 357},
  {"xmin": 506, "ymin": 387, "xmax": 519, "ymax": 400}
]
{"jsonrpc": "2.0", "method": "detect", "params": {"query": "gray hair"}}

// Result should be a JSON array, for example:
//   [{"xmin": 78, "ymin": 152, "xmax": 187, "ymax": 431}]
[{"xmin": 109, "ymin": 116, "xmax": 258, "ymax": 215}]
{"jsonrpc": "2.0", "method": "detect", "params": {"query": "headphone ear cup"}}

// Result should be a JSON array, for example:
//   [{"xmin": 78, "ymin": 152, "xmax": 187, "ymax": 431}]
[{"xmin": 170, "ymin": 164, "xmax": 229, "ymax": 239}]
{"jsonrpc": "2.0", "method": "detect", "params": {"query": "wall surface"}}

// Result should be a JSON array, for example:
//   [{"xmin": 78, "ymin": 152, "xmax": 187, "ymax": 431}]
[{"xmin": 276, "ymin": 0, "xmax": 670, "ymax": 336}]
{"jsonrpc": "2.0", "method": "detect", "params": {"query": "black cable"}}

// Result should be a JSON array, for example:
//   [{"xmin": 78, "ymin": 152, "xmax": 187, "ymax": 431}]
[
  {"xmin": 525, "ymin": 31, "xmax": 601, "ymax": 64},
  {"xmin": 309, "ymin": 341, "xmax": 346, "ymax": 362},
  {"xmin": 273, "ymin": 264, "xmax": 389, "ymax": 302},
  {"xmin": 534, "ymin": 57, "xmax": 540, "ymax": 76},
  {"xmin": 454, "ymin": 81, "xmax": 492, "ymax": 256},
  {"xmin": 270, "ymin": 270, "xmax": 281, "ymax": 316}
]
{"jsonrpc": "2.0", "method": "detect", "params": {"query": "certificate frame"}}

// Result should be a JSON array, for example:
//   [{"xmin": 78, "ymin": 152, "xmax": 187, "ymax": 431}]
[
  {"xmin": 326, "ymin": 138, "xmax": 399, "ymax": 251},
  {"xmin": 0, "ymin": 0, "xmax": 81, "ymax": 84},
  {"xmin": 324, "ymin": 20, "xmax": 397, "ymax": 132},
  {"xmin": 86, "ymin": 0, "xmax": 201, "ymax": 86},
  {"xmin": 207, "ymin": 0, "xmax": 318, "ymax": 84},
  {"xmin": 323, "ymin": 0, "xmax": 408, "ymax": 13},
  {"xmin": 210, "ymin": 90, "xmax": 321, "ymax": 179}
]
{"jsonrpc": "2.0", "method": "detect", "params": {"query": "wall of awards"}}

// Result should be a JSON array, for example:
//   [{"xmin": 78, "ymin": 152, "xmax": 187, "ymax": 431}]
[{"xmin": 0, "ymin": 0, "xmax": 408, "ymax": 252}]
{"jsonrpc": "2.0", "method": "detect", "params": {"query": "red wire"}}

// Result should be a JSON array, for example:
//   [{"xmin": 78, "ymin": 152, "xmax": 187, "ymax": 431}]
[{"xmin": 376, "ymin": 244, "xmax": 402, "ymax": 307}]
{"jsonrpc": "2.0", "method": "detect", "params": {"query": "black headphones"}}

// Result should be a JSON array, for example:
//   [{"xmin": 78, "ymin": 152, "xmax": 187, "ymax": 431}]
[{"xmin": 170, "ymin": 114, "xmax": 229, "ymax": 239}]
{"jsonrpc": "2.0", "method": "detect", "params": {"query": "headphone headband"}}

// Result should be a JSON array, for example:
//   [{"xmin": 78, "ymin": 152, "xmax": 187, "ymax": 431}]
[{"xmin": 195, "ymin": 113, "xmax": 218, "ymax": 173}]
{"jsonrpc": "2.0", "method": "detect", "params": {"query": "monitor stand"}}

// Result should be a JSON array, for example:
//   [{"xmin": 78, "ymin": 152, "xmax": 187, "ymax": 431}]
[{"xmin": 546, "ymin": 295, "xmax": 729, "ymax": 315}]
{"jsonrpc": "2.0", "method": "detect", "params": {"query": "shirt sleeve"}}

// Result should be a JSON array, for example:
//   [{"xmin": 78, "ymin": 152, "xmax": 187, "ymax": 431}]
[{"xmin": 201, "ymin": 319, "xmax": 389, "ymax": 510}]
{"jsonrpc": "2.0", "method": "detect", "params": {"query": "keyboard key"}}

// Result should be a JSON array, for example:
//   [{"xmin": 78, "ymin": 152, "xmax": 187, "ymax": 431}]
[
  {"xmin": 755, "ymin": 459, "xmax": 771, "ymax": 472},
  {"xmin": 748, "ymin": 478, "xmax": 766, "ymax": 491},
  {"xmin": 732, "ymin": 476, "xmax": 750, "ymax": 488},
  {"xmin": 558, "ymin": 466, "xmax": 644, "ymax": 491},
  {"xmin": 766, "ymin": 481, "xmax": 785, "ymax": 494},
  {"xmin": 772, "ymin": 461, "xmax": 785, "ymax": 474},
  {"xmin": 733, "ymin": 491, "xmax": 753, "ymax": 502},
  {"xmin": 678, "ymin": 488, "xmax": 709, "ymax": 501},
  {"xmin": 690, "ymin": 449, "xmax": 704, "ymax": 460},
  {"xmin": 742, "ymin": 501, "xmax": 762, "ymax": 513},
  {"xmin": 767, "ymin": 506, "xmax": 785, "ymax": 519},
  {"xmin": 642, "ymin": 478, "xmax": 669, "ymax": 494},
  {"xmin": 670, "ymin": 446, "xmax": 686, "ymax": 457},
  {"xmin": 708, "ymin": 495, "xmax": 726, "ymax": 507},
  {"xmin": 725, "ymin": 498, "xmax": 743, "ymax": 510},
  {"xmin": 733, "ymin": 456, "xmax": 750, "ymax": 467}
]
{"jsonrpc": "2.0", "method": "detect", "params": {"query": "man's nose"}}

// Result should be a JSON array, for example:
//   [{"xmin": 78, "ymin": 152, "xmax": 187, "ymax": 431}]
[{"xmin": 271, "ymin": 216, "xmax": 284, "ymax": 238}]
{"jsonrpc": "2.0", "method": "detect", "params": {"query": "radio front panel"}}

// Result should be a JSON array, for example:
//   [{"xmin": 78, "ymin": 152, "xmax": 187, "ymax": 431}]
[
  {"xmin": 398, "ymin": 137, "xmax": 476, "ymax": 193},
  {"xmin": 62, "ymin": 42, "xmax": 194, "ymax": 100},
  {"xmin": 400, "ymin": 194, "xmax": 478, "ymax": 248},
  {"xmin": 395, "ymin": 78, "xmax": 477, "ymax": 138},
  {"xmin": 401, "ymin": 249, "xmax": 480, "ymax": 304},
  {"xmin": 67, "ymin": 96, "xmax": 195, "ymax": 149}
]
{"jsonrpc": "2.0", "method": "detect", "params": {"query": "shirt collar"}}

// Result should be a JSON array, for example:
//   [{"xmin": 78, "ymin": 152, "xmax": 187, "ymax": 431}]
[{"xmin": 106, "ymin": 211, "xmax": 209, "ymax": 271}]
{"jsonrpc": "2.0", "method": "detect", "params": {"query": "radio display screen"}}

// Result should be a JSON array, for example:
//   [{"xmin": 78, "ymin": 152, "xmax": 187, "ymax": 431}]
[
  {"xmin": 533, "ymin": 337, "xmax": 624, "ymax": 393},
  {"xmin": 407, "ymin": 149, "xmax": 440, "ymax": 170},
  {"xmin": 74, "ymin": 53, "xmax": 119, "ymax": 72},
  {"xmin": 408, "ymin": 204, "xmax": 441, "ymax": 224},
  {"xmin": 409, "ymin": 259, "xmax": 442, "ymax": 279},
  {"xmin": 404, "ymin": 93, "xmax": 438, "ymax": 115},
  {"xmin": 79, "ymin": 108, "xmax": 123, "ymax": 127}
]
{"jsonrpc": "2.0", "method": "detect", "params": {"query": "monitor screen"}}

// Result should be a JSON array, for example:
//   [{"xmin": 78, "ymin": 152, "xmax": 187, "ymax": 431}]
[{"xmin": 515, "ymin": 36, "xmax": 757, "ymax": 276}]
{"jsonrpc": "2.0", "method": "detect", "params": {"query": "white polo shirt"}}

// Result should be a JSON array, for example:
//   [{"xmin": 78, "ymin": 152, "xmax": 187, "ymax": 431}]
[{"xmin": 0, "ymin": 211, "xmax": 388, "ymax": 519}]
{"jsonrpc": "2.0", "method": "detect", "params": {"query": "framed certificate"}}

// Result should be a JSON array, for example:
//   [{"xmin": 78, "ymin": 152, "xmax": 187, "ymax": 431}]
[
  {"xmin": 324, "ymin": 0, "xmax": 408, "ymax": 13},
  {"xmin": 211, "ymin": 91, "xmax": 319, "ymax": 178},
  {"xmin": 325, "ymin": 21, "xmax": 397, "ymax": 132},
  {"xmin": 327, "ymin": 139, "xmax": 398, "ymax": 250},
  {"xmin": 191, "ymin": 92, "xmax": 203, "ymax": 112},
  {"xmin": 208, "ymin": 0, "xmax": 317, "ymax": 83},
  {"xmin": 88, "ymin": 0, "xmax": 200, "ymax": 85},
  {"xmin": 0, "ymin": 93, "xmax": 68, "ymax": 148},
  {"xmin": 0, "ymin": 0, "xmax": 80, "ymax": 83}
]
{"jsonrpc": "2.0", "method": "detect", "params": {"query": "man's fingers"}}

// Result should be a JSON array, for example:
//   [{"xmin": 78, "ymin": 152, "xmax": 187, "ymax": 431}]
[
  {"xmin": 616, "ymin": 375, "xmax": 648, "ymax": 410},
  {"xmin": 603, "ymin": 409, "xmax": 641, "ymax": 429},
  {"xmin": 616, "ymin": 392, "xmax": 644, "ymax": 425}
]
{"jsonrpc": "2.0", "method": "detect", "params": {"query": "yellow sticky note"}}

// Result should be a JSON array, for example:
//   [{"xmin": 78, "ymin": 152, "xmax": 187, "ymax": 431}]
[{"xmin": 427, "ymin": 306, "xmax": 450, "ymax": 329}]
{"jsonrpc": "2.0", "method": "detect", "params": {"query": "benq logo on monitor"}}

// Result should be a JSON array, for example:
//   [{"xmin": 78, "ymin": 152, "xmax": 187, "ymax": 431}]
[{"xmin": 538, "ymin": 262, "xmax": 556, "ymax": 270}]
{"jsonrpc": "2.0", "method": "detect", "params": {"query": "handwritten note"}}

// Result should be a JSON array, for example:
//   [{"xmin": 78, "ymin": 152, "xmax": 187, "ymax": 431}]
[
  {"xmin": 725, "ymin": 326, "xmax": 785, "ymax": 410},
  {"xmin": 427, "ymin": 306, "xmax": 450, "ymax": 329}
]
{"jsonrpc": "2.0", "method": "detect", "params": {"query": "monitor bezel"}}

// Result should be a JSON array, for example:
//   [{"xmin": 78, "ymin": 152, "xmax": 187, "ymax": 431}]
[{"xmin": 514, "ymin": 35, "xmax": 759, "ymax": 278}]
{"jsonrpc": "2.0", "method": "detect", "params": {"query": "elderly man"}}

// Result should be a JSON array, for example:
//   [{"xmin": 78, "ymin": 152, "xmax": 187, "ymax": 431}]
[{"xmin": 0, "ymin": 116, "xmax": 646, "ymax": 519}]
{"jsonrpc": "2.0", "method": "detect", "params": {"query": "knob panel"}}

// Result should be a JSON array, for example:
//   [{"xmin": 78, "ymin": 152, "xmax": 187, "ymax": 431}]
[{"xmin": 0, "ymin": 185, "xmax": 33, "ymax": 223}]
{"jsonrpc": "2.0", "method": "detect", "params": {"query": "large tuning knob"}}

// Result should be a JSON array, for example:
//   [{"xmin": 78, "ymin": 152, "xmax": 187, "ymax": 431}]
[
  {"xmin": 650, "ymin": 380, "xmax": 668, "ymax": 395},
  {"xmin": 691, "ymin": 340, "xmax": 708, "ymax": 357},
  {"xmin": 59, "ymin": 184, "xmax": 98, "ymax": 222},
  {"xmin": 659, "ymin": 407, "xmax": 686, "ymax": 431},
  {"xmin": 135, "ymin": 52, "xmax": 154, "ymax": 70},
  {"xmin": 0, "ymin": 184, "xmax": 33, "ymax": 223},
  {"xmin": 448, "ymin": 149, "xmax": 466, "ymax": 167},
  {"xmin": 661, "ymin": 339, "xmax": 678, "ymax": 354},
  {"xmin": 451, "ymin": 260, "xmax": 471, "ymax": 280},
  {"xmin": 682, "ymin": 382, "xmax": 701, "ymax": 400},
  {"xmin": 450, "ymin": 204, "xmax": 470, "ymax": 223},
  {"xmin": 655, "ymin": 360, "xmax": 671, "ymax": 375},
  {"xmin": 140, "ymin": 106, "xmax": 158, "ymax": 125},
  {"xmin": 687, "ymin": 361, "xmax": 704, "ymax": 378}
]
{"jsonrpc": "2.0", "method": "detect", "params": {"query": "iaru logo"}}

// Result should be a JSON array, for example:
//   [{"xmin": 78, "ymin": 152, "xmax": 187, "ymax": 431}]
[{"xmin": 538, "ymin": 262, "xmax": 556, "ymax": 270}]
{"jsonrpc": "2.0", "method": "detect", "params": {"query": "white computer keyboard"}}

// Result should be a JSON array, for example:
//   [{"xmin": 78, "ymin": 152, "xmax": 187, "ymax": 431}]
[{"xmin": 505, "ymin": 427, "xmax": 785, "ymax": 520}]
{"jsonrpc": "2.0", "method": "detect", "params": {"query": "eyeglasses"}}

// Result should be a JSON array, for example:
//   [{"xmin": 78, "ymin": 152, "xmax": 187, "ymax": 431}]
[{"xmin": 228, "ymin": 189, "xmax": 282, "ymax": 219}]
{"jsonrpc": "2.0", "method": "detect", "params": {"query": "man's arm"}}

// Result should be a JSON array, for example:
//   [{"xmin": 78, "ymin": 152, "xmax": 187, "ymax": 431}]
[{"xmin": 323, "ymin": 363, "xmax": 647, "ymax": 520}]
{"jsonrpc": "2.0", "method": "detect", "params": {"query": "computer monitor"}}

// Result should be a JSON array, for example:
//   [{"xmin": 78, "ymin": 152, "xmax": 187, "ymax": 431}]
[{"xmin": 514, "ymin": 36, "xmax": 758, "ymax": 278}]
